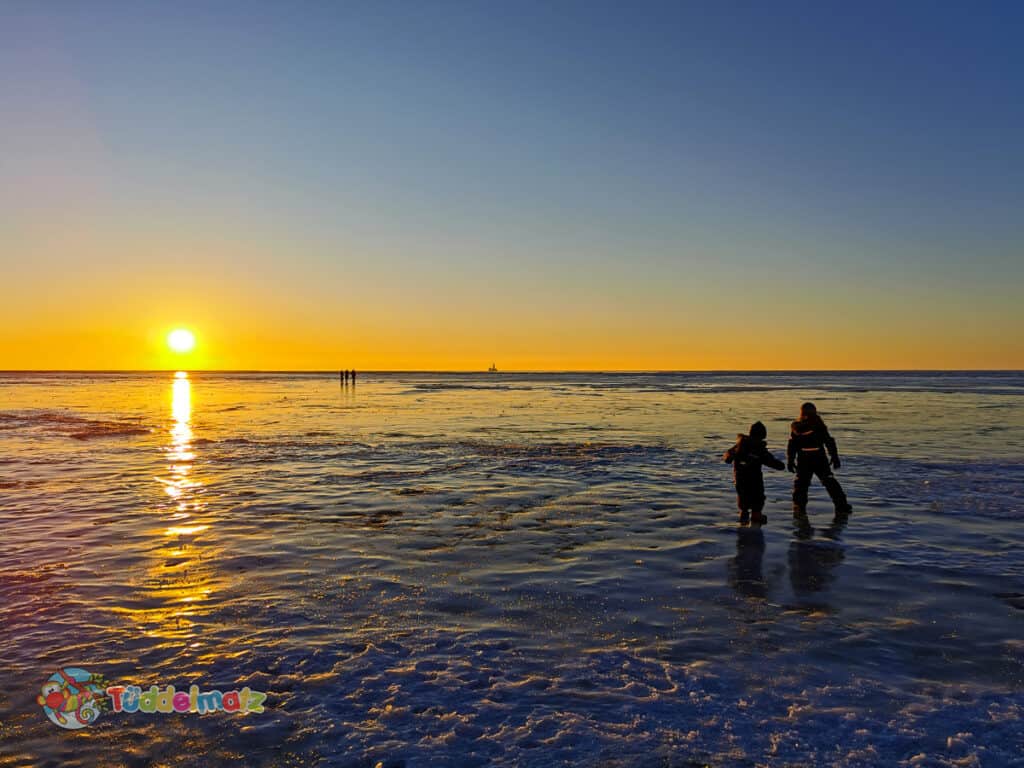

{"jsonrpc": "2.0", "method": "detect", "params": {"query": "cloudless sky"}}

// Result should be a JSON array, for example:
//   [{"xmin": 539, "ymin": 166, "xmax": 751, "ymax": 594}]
[{"xmin": 2, "ymin": 1, "xmax": 1022, "ymax": 369}]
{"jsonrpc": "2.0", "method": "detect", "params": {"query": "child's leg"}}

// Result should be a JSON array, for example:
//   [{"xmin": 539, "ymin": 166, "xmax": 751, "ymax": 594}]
[
  {"xmin": 736, "ymin": 492, "xmax": 750, "ymax": 523},
  {"xmin": 750, "ymin": 496, "xmax": 768, "ymax": 524},
  {"xmin": 816, "ymin": 464, "xmax": 852, "ymax": 514},
  {"xmin": 792, "ymin": 458, "xmax": 813, "ymax": 514}
]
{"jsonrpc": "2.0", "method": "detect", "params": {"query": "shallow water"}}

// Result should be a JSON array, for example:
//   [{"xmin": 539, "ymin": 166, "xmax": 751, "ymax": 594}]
[{"xmin": 1, "ymin": 371, "xmax": 1022, "ymax": 767}]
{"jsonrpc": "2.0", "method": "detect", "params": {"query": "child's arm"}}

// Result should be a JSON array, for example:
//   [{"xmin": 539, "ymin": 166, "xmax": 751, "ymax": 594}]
[
  {"xmin": 821, "ymin": 421, "xmax": 841, "ymax": 468},
  {"xmin": 786, "ymin": 427, "xmax": 797, "ymax": 472},
  {"xmin": 723, "ymin": 446, "xmax": 736, "ymax": 464},
  {"xmin": 761, "ymin": 447, "xmax": 786, "ymax": 471}
]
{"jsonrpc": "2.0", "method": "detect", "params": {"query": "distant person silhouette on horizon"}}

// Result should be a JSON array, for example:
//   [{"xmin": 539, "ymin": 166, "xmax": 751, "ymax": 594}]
[
  {"xmin": 787, "ymin": 402, "xmax": 852, "ymax": 516},
  {"xmin": 724, "ymin": 421, "xmax": 786, "ymax": 525}
]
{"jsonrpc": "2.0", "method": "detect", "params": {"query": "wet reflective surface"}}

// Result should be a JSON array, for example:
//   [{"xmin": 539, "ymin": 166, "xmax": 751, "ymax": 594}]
[{"xmin": 1, "ymin": 371, "xmax": 1022, "ymax": 766}]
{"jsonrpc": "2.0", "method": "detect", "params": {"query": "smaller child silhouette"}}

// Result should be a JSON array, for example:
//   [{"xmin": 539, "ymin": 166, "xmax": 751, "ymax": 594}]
[{"xmin": 724, "ymin": 421, "xmax": 786, "ymax": 525}]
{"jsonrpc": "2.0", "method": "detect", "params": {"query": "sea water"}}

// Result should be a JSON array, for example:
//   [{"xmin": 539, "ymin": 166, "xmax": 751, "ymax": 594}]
[{"xmin": 1, "ymin": 371, "xmax": 1022, "ymax": 766}]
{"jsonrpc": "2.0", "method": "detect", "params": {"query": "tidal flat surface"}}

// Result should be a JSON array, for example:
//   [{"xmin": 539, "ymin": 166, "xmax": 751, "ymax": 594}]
[{"xmin": 1, "ymin": 371, "xmax": 1022, "ymax": 766}]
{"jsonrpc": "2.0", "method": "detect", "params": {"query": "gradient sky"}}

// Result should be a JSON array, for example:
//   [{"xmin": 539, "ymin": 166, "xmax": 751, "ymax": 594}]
[{"xmin": 2, "ymin": 1, "xmax": 1022, "ymax": 370}]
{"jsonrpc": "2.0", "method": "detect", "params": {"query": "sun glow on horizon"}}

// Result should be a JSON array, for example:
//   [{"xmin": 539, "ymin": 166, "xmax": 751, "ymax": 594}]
[{"xmin": 167, "ymin": 328, "xmax": 196, "ymax": 354}]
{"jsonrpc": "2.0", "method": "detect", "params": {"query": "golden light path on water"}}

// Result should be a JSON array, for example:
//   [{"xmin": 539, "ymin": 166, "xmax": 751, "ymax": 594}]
[
  {"xmin": 115, "ymin": 372, "xmax": 222, "ymax": 644},
  {"xmin": 166, "ymin": 370, "xmax": 199, "ymax": 511}
]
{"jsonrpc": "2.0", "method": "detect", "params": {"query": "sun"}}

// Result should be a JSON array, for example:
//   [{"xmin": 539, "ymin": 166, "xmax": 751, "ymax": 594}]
[{"xmin": 167, "ymin": 328, "xmax": 196, "ymax": 353}]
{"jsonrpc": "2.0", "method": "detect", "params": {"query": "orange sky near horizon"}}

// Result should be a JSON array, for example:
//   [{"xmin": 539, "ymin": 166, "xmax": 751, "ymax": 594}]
[
  {"xmin": 2, "ymin": 211, "xmax": 1021, "ymax": 371},
  {"xmin": 2, "ymin": 270, "xmax": 1020, "ymax": 371},
  {"xmin": 3, "ymin": 221, "xmax": 1021, "ymax": 371},
  {"xmin": 2, "ymin": 222, "xmax": 1021, "ymax": 371}
]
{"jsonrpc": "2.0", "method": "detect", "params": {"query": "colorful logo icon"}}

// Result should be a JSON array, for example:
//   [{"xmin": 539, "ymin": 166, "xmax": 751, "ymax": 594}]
[{"xmin": 37, "ymin": 668, "xmax": 109, "ymax": 729}]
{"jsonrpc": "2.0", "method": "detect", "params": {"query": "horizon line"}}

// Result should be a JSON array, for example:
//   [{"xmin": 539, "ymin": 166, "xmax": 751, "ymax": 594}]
[{"xmin": 1, "ymin": 368, "xmax": 1021, "ymax": 374}]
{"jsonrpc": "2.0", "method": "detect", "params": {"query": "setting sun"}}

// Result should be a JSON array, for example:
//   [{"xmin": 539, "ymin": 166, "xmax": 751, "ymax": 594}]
[{"xmin": 167, "ymin": 329, "xmax": 196, "ymax": 354}]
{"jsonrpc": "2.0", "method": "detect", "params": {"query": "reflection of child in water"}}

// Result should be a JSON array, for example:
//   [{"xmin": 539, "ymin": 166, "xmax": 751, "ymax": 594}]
[
  {"xmin": 724, "ymin": 421, "xmax": 786, "ymax": 524},
  {"xmin": 729, "ymin": 527, "xmax": 767, "ymax": 598}
]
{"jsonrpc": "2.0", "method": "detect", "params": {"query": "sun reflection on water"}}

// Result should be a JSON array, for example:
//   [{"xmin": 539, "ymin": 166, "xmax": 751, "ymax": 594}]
[
  {"xmin": 112, "ymin": 371, "xmax": 225, "ymax": 642},
  {"xmin": 164, "ymin": 372, "xmax": 197, "ymax": 507}
]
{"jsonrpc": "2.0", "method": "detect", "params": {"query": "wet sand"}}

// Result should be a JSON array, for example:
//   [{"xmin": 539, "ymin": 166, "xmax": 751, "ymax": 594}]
[{"xmin": 1, "ymin": 371, "xmax": 1022, "ymax": 766}]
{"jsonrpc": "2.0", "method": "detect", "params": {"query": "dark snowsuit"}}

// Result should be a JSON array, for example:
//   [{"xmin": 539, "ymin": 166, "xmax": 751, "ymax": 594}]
[
  {"xmin": 724, "ymin": 429, "xmax": 785, "ymax": 521},
  {"xmin": 787, "ymin": 416, "xmax": 851, "ymax": 514}
]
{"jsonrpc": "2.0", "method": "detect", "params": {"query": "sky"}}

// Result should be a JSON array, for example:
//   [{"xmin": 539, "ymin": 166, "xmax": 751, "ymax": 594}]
[{"xmin": 1, "ymin": 1, "xmax": 1022, "ymax": 370}]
